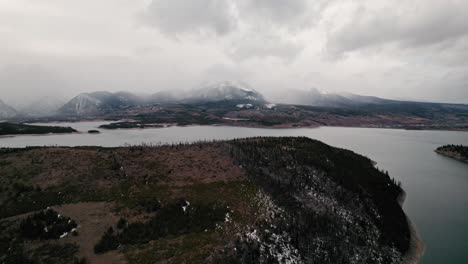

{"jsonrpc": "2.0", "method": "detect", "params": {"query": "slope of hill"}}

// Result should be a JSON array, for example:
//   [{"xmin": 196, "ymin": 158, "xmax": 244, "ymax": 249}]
[{"xmin": 0, "ymin": 137, "xmax": 414, "ymax": 263}]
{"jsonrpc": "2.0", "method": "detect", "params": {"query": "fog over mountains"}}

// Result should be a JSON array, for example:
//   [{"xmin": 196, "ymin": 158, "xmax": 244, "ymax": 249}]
[
  {"xmin": 271, "ymin": 88, "xmax": 393, "ymax": 108},
  {"xmin": 1, "ymin": 81, "xmax": 467, "ymax": 119},
  {"xmin": 0, "ymin": 99, "xmax": 17, "ymax": 119},
  {"xmin": 58, "ymin": 82, "xmax": 267, "ymax": 117}
]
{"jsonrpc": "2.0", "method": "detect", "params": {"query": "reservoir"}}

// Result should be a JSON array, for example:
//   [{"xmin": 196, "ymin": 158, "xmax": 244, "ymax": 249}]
[{"xmin": 1, "ymin": 122, "xmax": 467, "ymax": 264}]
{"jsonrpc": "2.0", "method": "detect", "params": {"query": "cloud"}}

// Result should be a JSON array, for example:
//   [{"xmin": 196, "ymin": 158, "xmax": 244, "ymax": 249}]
[
  {"xmin": 0, "ymin": 63, "xmax": 71, "ymax": 105},
  {"xmin": 142, "ymin": 0, "xmax": 237, "ymax": 36},
  {"xmin": 1, "ymin": 0, "xmax": 467, "ymax": 104},
  {"xmin": 326, "ymin": 0, "xmax": 468, "ymax": 56},
  {"xmin": 142, "ymin": 0, "xmax": 324, "ymax": 35},
  {"xmin": 237, "ymin": 0, "xmax": 310, "ymax": 29},
  {"xmin": 228, "ymin": 33, "xmax": 304, "ymax": 62},
  {"xmin": 141, "ymin": 0, "xmax": 319, "ymax": 61}
]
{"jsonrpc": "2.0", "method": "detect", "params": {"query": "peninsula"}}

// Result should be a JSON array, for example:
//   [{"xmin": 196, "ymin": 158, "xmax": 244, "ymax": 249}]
[
  {"xmin": 0, "ymin": 137, "xmax": 415, "ymax": 263},
  {"xmin": 435, "ymin": 145, "xmax": 468, "ymax": 163}
]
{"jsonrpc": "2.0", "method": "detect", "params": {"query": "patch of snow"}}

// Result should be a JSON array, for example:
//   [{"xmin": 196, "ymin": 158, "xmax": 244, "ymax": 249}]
[
  {"xmin": 236, "ymin": 103, "xmax": 254, "ymax": 109},
  {"xmin": 225, "ymin": 212, "xmax": 232, "ymax": 223},
  {"xmin": 246, "ymin": 229, "xmax": 261, "ymax": 243},
  {"xmin": 182, "ymin": 200, "xmax": 190, "ymax": 213}
]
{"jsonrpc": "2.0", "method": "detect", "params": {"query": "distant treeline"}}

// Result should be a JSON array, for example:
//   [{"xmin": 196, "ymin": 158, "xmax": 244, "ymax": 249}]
[{"xmin": 0, "ymin": 122, "xmax": 76, "ymax": 136}]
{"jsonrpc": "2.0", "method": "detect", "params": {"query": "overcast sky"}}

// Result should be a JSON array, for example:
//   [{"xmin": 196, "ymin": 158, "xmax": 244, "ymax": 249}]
[{"xmin": 1, "ymin": 0, "xmax": 467, "ymax": 105}]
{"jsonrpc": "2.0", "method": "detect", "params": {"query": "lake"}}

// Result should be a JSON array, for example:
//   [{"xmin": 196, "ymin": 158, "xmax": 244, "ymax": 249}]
[{"xmin": 1, "ymin": 121, "xmax": 467, "ymax": 264}]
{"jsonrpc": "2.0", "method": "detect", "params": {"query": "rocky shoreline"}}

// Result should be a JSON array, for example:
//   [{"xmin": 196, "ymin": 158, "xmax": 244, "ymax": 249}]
[{"xmin": 403, "ymin": 214, "xmax": 425, "ymax": 263}]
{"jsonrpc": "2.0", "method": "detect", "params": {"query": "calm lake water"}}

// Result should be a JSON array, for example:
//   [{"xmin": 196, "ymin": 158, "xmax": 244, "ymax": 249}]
[{"xmin": 1, "ymin": 122, "xmax": 467, "ymax": 264}]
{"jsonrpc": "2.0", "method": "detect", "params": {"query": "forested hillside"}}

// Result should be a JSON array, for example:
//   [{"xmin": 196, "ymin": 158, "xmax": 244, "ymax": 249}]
[{"xmin": 0, "ymin": 138, "xmax": 412, "ymax": 264}]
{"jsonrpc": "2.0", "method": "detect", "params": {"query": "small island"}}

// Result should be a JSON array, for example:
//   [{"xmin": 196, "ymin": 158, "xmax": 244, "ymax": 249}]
[
  {"xmin": 0, "ymin": 122, "xmax": 76, "ymax": 136},
  {"xmin": 435, "ymin": 144, "xmax": 468, "ymax": 163},
  {"xmin": 88, "ymin": 130, "xmax": 101, "ymax": 134},
  {"xmin": 99, "ymin": 122, "xmax": 165, "ymax": 130}
]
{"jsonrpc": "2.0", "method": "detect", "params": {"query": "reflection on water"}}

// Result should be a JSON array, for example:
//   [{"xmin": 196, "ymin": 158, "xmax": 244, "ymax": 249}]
[{"xmin": 1, "ymin": 122, "xmax": 467, "ymax": 264}]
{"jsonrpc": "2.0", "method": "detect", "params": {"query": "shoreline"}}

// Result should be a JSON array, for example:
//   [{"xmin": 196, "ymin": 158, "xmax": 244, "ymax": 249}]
[
  {"xmin": 435, "ymin": 150, "xmax": 468, "ymax": 163},
  {"xmin": 403, "ymin": 215, "xmax": 425, "ymax": 264},
  {"xmin": 398, "ymin": 189, "xmax": 424, "ymax": 264},
  {"xmin": 98, "ymin": 121, "xmax": 468, "ymax": 132},
  {"xmin": 0, "ymin": 122, "xmax": 466, "ymax": 139},
  {"xmin": 3, "ymin": 118, "xmax": 467, "ymax": 133}
]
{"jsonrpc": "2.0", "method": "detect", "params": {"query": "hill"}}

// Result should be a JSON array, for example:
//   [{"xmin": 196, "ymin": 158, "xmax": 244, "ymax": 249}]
[
  {"xmin": 58, "ymin": 92, "xmax": 142, "ymax": 117},
  {"xmin": 0, "ymin": 138, "xmax": 412, "ymax": 264}
]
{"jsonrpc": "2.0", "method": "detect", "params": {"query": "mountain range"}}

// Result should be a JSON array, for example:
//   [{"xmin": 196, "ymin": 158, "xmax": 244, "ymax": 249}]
[
  {"xmin": 58, "ymin": 82, "xmax": 267, "ymax": 116},
  {"xmin": 1, "ymin": 82, "xmax": 467, "ymax": 119}
]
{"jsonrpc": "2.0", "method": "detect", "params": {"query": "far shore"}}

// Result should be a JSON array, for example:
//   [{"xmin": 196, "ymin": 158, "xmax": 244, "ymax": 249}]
[
  {"xmin": 0, "ymin": 120, "xmax": 466, "ymax": 139},
  {"xmin": 94, "ymin": 119, "xmax": 468, "ymax": 132}
]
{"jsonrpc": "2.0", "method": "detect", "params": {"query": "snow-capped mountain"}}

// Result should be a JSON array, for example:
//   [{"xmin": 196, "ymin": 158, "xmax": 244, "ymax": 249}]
[
  {"xmin": 58, "ymin": 91, "xmax": 142, "ymax": 116},
  {"xmin": 58, "ymin": 83, "xmax": 266, "ymax": 116},
  {"xmin": 0, "ymin": 99, "xmax": 17, "ymax": 119},
  {"xmin": 187, "ymin": 81, "xmax": 266, "ymax": 103}
]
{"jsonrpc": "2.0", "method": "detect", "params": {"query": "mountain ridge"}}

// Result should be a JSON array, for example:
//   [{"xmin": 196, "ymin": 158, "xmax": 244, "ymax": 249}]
[
  {"xmin": 3, "ymin": 82, "xmax": 467, "ymax": 120},
  {"xmin": 57, "ymin": 82, "xmax": 267, "ymax": 116}
]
